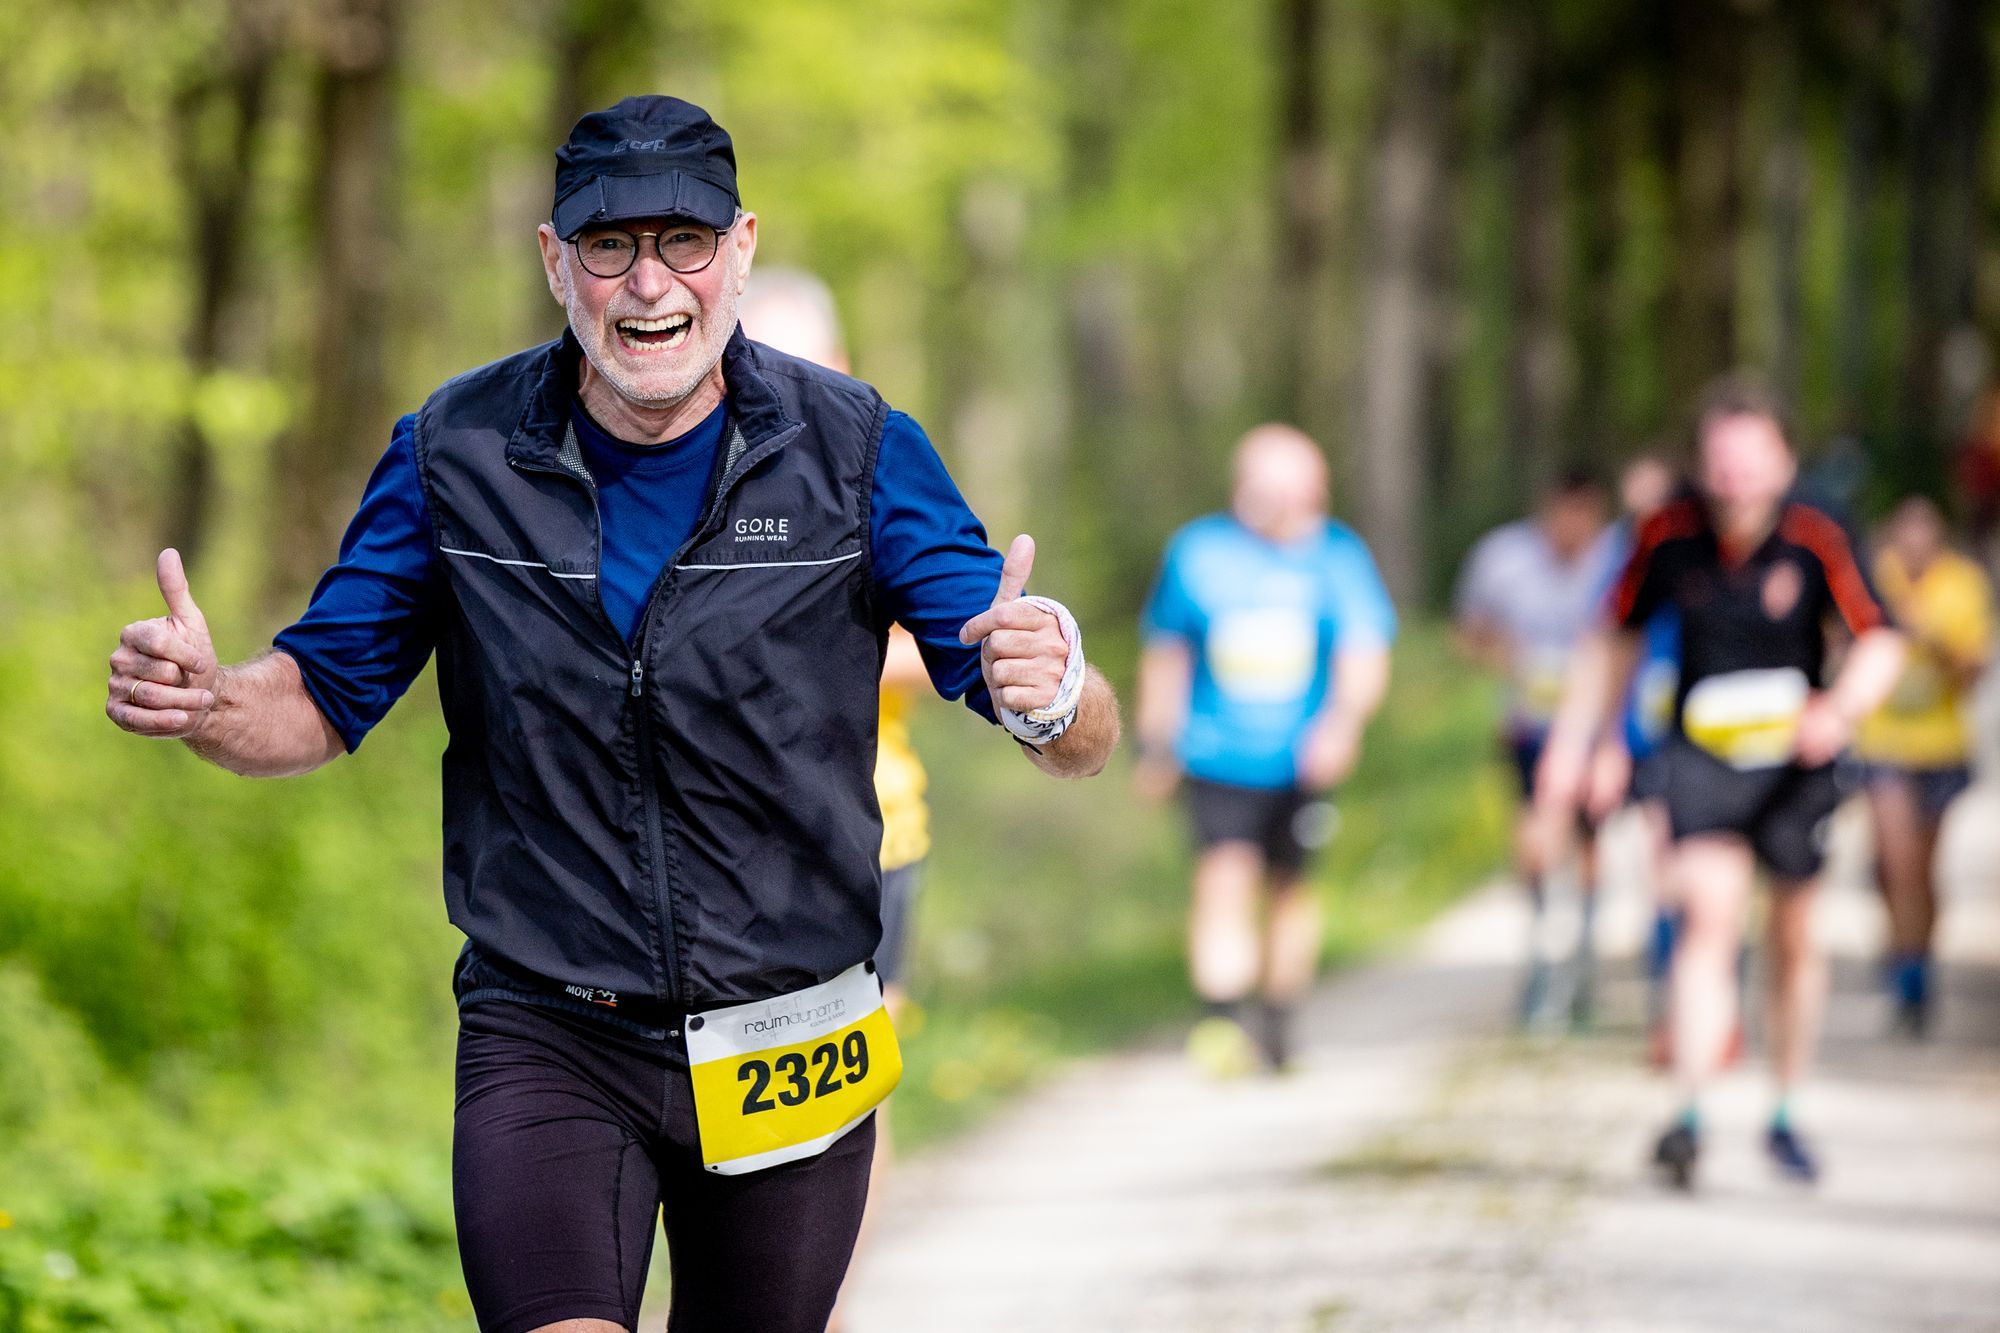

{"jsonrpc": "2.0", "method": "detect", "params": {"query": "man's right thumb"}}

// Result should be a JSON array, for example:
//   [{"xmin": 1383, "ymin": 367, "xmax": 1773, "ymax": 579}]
[{"xmin": 157, "ymin": 548, "xmax": 204, "ymax": 626}]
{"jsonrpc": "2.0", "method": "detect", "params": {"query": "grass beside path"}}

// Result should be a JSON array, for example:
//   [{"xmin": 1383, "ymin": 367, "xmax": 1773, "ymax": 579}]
[{"xmin": 890, "ymin": 622, "xmax": 1512, "ymax": 1148}]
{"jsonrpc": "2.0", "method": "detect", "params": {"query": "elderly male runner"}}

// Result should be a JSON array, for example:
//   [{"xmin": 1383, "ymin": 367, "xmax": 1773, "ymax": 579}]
[
  {"xmin": 1134, "ymin": 425, "xmax": 1395, "ymax": 1075},
  {"xmin": 104, "ymin": 96, "xmax": 1117, "ymax": 1333},
  {"xmin": 1537, "ymin": 376, "xmax": 1902, "ymax": 1189}
]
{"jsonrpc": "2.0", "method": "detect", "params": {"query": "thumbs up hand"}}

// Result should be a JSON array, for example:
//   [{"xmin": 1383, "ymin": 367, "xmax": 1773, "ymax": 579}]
[
  {"xmin": 957, "ymin": 534, "xmax": 1069, "ymax": 715},
  {"xmin": 106, "ymin": 549, "xmax": 220, "ymax": 738}
]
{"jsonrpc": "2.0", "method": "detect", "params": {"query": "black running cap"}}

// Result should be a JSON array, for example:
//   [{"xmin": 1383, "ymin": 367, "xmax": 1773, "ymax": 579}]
[{"xmin": 551, "ymin": 95, "xmax": 739, "ymax": 240}]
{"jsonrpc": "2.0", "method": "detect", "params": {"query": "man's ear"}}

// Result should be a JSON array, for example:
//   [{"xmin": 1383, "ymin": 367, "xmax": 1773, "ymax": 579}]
[
  {"xmin": 730, "ymin": 212, "xmax": 759, "ymax": 293},
  {"xmin": 536, "ymin": 224, "xmax": 568, "ymax": 306}
]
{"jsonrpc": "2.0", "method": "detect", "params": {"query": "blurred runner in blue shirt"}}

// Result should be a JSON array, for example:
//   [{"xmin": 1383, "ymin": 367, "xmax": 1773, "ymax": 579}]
[
  {"xmin": 1452, "ymin": 470, "xmax": 1619, "ymax": 1029},
  {"xmin": 1604, "ymin": 455, "xmax": 1704, "ymax": 1069},
  {"xmin": 1135, "ymin": 425, "xmax": 1396, "ymax": 1075}
]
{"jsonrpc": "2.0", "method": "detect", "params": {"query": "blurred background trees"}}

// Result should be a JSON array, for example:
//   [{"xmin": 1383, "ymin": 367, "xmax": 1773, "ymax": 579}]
[{"xmin": 8, "ymin": 0, "xmax": 1996, "ymax": 622}]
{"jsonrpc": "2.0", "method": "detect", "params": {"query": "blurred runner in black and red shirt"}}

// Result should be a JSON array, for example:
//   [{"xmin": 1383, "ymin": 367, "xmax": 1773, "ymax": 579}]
[{"xmin": 1536, "ymin": 374, "xmax": 1905, "ymax": 1192}]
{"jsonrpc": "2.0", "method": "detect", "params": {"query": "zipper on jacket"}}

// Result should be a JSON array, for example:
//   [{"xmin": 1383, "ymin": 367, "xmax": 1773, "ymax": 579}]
[
  {"xmin": 517, "ymin": 415, "xmax": 802, "ymax": 1009},
  {"xmin": 510, "ymin": 450, "xmax": 683, "ymax": 1005}
]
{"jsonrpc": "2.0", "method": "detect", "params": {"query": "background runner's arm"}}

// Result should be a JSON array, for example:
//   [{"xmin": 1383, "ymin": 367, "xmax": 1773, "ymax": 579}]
[
  {"xmin": 1795, "ymin": 509, "xmax": 1904, "ymax": 765},
  {"xmin": 1298, "ymin": 644, "xmax": 1390, "ymax": 790},
  {"xmin": 1536, "ymin": 627, "xmax": 1644, "ymax": 815},
  {"xmin": 1132, "ymin": 637, "xmax": 1192, "ymax": 799},
  {"xmin": 1449, "ymin": 533, "xmax": 1511, "ymax": 671},
  {"xmin": 1798, "ymin": 626, "xmax": 1905, "ymax": 766},
  {"xmin": 1301, "ymin": 532, "xmax": 1398, "ymax": 789},
  {"xmin": 880, "ymin": 624, "xmax": 930, "ymax": 689}
]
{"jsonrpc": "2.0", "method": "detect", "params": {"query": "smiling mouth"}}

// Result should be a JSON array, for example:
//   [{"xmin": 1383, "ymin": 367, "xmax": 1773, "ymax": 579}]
[{"xmin": 615, "ymin": 313, "xmax": 693, "ymax": 354}]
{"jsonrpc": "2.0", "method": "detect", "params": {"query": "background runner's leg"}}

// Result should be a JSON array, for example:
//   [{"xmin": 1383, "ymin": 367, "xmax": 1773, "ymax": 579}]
[
  {"xmin": 1766, "ymin": 879, "xmax": 1828, "ymax": 1097},
  {"xmin": 1668, "ymin": 835, "xmax": 1755, "ymax": 1104},
  {"xmin": 1259, "ymin": 874, "xmax": 1321, "ymax": 1069},
  {"xmin": 1190, "ymin": 842, "xmax": 1264, "ymax": 1004}
]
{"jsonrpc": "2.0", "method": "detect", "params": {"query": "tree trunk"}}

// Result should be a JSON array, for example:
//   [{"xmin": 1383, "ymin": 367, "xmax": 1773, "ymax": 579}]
[
  {"xmin": 1271, "ymin": 0, "xmax": 1330, "ymax": 430},
  {"xmin": 1901, "ymin": 0, "xmax": 1990, "ymax": 494},
  {"xmin": 267, "ymin": 0, "xmax": 402, "ymax": 607},
  {"xmin": 1766, "ymin": 11, "xmax": 1808, "ymax": 416},
  {"xmin": 163, "ymin": 0, "xmax": 277, "ymax": 565},
  {"xmin": 1571, "ymin": 76, "xmax": 1627, "ymax": 457},
  {"xmin": 1359, "ymin": 37, "xmax": 1447, "ymax": 605},
  {"xmin": 1501, "ymin": 16, "xmax": 1566, "ymax": 494},
  {"xmin": 1832, "ymin": 1, "xmax": 1889, "ymax": 438},
  {"xmin": 1666, "ymin": 1, "xmax": 1753, "ymax": 408}
]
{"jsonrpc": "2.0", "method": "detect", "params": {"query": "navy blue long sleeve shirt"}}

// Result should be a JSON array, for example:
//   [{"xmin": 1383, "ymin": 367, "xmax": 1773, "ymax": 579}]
[{"xmin": 274, "ymin": 401, "xmax": 1004, "ymax": 751}]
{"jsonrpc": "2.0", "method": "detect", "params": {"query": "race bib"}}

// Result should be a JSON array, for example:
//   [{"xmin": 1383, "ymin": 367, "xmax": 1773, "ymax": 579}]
[
  {"xmin": 1515, "ymin": 645, "xmax": 1571, "ymax": 723},
  {"xmin": 686, "ymin": 961, "xmax": 902, "ymax": 1176},
  {"xmin": 1208, "ymin": 607, "xmax": 1317, "ymax": 705},
  {"xmin": 1634, "ymin": 657, "xmax": 1680, "ymax": 745},
  {"xmin": 1682, "ymin": 668, "xmax": 1809, "ymax": 770}
]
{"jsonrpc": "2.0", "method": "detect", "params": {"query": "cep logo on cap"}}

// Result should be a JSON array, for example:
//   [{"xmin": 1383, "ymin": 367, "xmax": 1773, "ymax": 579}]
[{"xmin": 615, "ymin": 138, "xmax": 668, "ymax": 153}]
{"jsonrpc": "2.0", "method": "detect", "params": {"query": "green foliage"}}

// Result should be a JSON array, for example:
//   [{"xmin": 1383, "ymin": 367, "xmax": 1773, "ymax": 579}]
[{"xmin": 0, "ymin": 615, "xmax": 1502, "ymax": 1320}]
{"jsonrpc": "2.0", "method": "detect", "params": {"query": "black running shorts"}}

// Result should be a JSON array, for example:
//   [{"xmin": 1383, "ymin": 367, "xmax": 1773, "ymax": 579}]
[
  {"xmin": 453, "ymin": 998, "xmax": 875, "ymax": 1333},
  {"xmin": 1185, "ymin": 777, "xmax": 1331, "ymax": 876},
  {"xmin": 1656, "ymin": 737, "xmax": 1847, "ymax": 881}
]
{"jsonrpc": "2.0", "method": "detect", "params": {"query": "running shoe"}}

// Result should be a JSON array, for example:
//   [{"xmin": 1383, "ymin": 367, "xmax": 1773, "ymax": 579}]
[
  {"xmin": 1652, "ymin": 1122, "xmax": 1699, "ymax": 1191},
  {"xmin": 1568, "ymin": 971, "xmax": 1596, "ymax": 1033},
  {"xmin": 1186, "ymin": 1015, "xmax": 1259, "ymax": 1081},
  {"xmin": 1516, "ymin": 958, "xmax": 1552, "ymax": 1030},
  {"xmin": 1255, "ymin": 1001, "xmax": 1297, "ymax": 1074},
  {"xmin": 1888, "ymin": 957, "xmax": 1932, "ymax": 1039},
  {"xmin": 1766, "ymin": 1124, "xmax": 1820, "ymax": 1185}
]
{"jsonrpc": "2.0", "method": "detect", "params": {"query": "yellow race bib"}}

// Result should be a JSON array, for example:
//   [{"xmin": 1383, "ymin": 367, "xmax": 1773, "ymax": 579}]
[
  {"xmin": 1682, "ymin": 668, "xmax": 1809, "ymax": 770},
  {"xmin": 686, "ymin": 961, "xmax": 902, "ymax": 1176}
]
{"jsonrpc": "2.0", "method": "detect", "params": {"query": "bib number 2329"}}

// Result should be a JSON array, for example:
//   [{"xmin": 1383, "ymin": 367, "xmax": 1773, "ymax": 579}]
[{"xmin": 686, "ymin": 961, "xmax": 901, "ymax": 1175}]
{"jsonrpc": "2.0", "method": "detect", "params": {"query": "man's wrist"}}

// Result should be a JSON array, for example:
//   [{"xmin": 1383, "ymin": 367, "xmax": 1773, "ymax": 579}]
[{"xmin": 996, "ymin": 595, "xmax": 1084, "ymax": 745}]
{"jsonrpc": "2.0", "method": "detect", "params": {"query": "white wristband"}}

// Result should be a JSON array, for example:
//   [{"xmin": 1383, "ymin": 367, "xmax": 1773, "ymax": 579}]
[{"xmin": 997, "ymin": 595, "xmax": 1085, "ymax": 746}]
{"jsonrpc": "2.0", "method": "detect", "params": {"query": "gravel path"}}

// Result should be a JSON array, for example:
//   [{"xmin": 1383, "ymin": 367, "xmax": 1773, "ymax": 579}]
[{"xmin": 837, "ymin": 790, "xmax": 2000, "ymax": 1333}]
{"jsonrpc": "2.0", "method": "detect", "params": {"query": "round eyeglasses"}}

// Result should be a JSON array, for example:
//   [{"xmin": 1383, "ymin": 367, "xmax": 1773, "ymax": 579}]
[{"xmin": 571, "ymin": 220, "xmax": 731, "ymax": 279}]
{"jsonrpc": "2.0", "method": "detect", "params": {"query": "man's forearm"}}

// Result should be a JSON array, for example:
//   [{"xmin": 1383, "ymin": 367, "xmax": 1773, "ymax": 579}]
[
  {"xmin": 1022, "ymin": 666, "xmax": 1119, "ymax": 779},
  {"xmin": 185, "ymin": 651, "xmax": 348, "ymax": 778}
]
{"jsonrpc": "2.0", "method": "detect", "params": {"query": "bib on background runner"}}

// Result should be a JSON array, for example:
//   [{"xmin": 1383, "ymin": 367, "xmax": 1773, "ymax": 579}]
[
  {"xmin": 685, "ymin": 960, "xmax": 902, "ymax": 1175},
  {"xmin": 1208, "ymin": 606, "xmax": 1317, "ymax": 705},
  {"xmin": 1682, "ymin": 668, "xmax": 1810, "ymax": 770}
]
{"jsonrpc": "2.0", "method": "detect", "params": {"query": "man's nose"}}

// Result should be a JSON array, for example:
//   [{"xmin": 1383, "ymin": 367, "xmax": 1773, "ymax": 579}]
[{"xmin": 625, "ymin": 250, "xmax": 678, "ymax": 304}]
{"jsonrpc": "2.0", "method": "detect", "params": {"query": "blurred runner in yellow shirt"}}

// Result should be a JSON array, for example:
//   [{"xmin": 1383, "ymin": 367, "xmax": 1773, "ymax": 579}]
[
  {"xmin": 740, "ymin": 266, "xmax": 935, "ymax": 1333},
  {"xmin": 1858, "ymin": 497, "xmax": 1994, "ymax": 1036},
  {"xmin": 874, "ymin": 635, "xmax": 934, "ymax": 995}
]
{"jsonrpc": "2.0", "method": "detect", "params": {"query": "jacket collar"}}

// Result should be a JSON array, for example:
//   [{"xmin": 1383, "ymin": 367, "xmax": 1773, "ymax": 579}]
[{"xmin": 504, "ymin": 324, "xmax": 798, "ymax": 468}]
